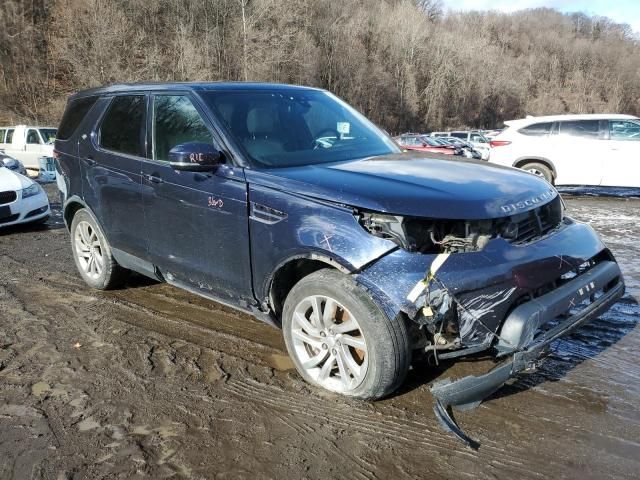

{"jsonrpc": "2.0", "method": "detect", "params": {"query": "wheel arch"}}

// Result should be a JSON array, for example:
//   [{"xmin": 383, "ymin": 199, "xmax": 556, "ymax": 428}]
[
  {"xmin": 266, "ymin": 253, "xmax": 350, "ymax": 318},
  {"xmin": 63, "ymin": 195, "xmax": 89, "ymax": 230}
]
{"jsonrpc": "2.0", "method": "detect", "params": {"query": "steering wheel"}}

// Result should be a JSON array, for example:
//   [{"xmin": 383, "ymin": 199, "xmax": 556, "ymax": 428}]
[{"xmin": 312, "ymin": 128, "xmax": 341, "ymax": 149}]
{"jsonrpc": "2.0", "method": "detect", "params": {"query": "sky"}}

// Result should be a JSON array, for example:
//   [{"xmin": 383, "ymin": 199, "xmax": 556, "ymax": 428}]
[{"xmin": 441, "ymin": 0, "xmax": 640, "ymax": 35}]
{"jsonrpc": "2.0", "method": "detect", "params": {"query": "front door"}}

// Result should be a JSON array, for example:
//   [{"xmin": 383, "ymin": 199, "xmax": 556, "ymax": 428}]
[
  {"xmin": 602, "ymin": 118, "xmax": 640, "ymax": 188},
  {"xmin": 24, "ymin": 128, "xmax": 44, "ymax": 168},
  {"xmin": 142, "ymin": 93, "xmax": 254, "ymax": 304}
]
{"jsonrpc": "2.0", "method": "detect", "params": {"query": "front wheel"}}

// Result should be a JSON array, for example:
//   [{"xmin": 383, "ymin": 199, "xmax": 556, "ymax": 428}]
[
  {"xmin": 282, "ymin": 269, "xmax": 410, "ymax": 400},
  {"xmin": 521, "ymin": 162, "xmax": 554, "ymax": 184}
]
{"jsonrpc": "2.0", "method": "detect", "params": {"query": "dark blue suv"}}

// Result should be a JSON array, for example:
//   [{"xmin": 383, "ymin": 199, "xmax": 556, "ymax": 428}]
[{"xmin": 55, "ymin": 83, "xmax": 624, "ymax": 417}]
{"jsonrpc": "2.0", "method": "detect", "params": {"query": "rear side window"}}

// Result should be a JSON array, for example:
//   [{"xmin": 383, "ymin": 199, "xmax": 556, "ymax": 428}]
[
  {"xmin": 450, "ymin": 132, "xmax": 466, "ymax": 139},
  {"xmin": 6, "ymin": 129, "xmax": 14, "ymax": 143},
  {"xmin": 518, "ymin": 122, "xmax": 552, "ymax": 136},
  {"xmin": 559, "ymin": 120, "xmax": 600, "ymax": 138},
  {"xmin": 100, "ymin": 95, "xmax": 146, "ymax": 157},
  {"xmin": 0, "ymin": 129, "xmax": 5, "ymax": 142},
  {"xmin": 609, "ymin": 120, "xmax": 640, "ymax": 140},
  {"xmin": 57, "ymin": 96, "xmax": 98, "ymax": 140}
]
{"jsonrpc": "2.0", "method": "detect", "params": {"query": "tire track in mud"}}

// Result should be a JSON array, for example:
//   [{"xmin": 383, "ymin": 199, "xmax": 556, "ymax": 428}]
[
  {"xmin": 0, "ymin": 253, "xmax": 288, "ymax": 372},
  {"xmin": 224, "ymin": 378, "xmax": 558, "ymax": 479}
]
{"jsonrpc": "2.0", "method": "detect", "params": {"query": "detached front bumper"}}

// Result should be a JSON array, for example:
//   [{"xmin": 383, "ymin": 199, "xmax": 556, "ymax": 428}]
[
  {"xmin": 431, "ymin": 267, "xmax": 624, "ymax": 408},
  {"xmin": 430, "ymin": 273, "xmax": 623, "ymax": 449},
  {"xmin": 356, "ymin": 218, "xmax": 625, "ymax": 447}
]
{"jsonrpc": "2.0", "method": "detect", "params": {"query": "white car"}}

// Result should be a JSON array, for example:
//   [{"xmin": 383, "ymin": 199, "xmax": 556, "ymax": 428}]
[
  {"xmin": 0, "ymin": 164, "xmax": 50, "ymax": 227},
  {"xmin": 489, "ymin": 114, "xmax": 640, "ymax": 187}
]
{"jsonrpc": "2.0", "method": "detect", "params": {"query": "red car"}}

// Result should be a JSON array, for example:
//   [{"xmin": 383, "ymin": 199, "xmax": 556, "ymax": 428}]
[{"xmin": 394, "ymin": 134, "xmax": 458, "ymax": 155}]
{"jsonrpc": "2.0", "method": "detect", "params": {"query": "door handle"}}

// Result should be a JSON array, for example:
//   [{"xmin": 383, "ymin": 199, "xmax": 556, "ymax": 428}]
[
  {"xmin": 144, "ymin": 174, "xmax": 164, "ymax": 184},
  {"xmin": 85, "ymin": 156, "xmax": 97, "ymax": 166}
]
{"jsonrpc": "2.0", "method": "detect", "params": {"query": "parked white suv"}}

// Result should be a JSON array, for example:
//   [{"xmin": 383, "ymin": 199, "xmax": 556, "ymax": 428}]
[
  {"xmin": 430, "ymin": 130, "xmax": 491, "ymax": 159},
  {"xmin": 489, "ymin": 114, "xmax": 640, "ymax": 187},
  {"xmin": 0, "ymin": 125, "xmax": 57, "ymax": 170}
]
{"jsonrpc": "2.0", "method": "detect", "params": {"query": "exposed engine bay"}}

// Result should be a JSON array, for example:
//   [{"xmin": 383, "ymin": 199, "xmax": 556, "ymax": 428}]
[{"xmin": 357, "ymin": 195, "xmax": 564, "ymax": 254}]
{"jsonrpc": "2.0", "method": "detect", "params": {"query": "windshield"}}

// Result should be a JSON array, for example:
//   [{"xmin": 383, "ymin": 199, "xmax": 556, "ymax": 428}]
[
  {"xmin": 201, "ymin": 89, "xmax": 399, "ymax": 168},
  {"xmin": 39, "ymin": 128, "xmax": 57, "ymax": 144}
]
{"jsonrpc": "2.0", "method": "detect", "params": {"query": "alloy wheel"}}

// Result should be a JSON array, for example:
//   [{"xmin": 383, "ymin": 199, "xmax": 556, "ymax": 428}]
[
  {"xmin": 291, "ymin": 295, "xmax": 368, "ymax": 393},
  {"xmin": 74, "ymin": 220, "xmax": 104, "ymax": 280}
]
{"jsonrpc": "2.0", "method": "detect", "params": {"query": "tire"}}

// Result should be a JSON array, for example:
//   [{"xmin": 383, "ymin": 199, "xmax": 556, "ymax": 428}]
[
  {"xmin": 70, "ymin": 209, "xmax": 128, "ymax": 290},
  {"xmin": 520, "ymin": 162, "xmax": 554, "ymax": 184},
  {"xmin": 282, "ymin": 269, "xmax": 410, "ymax": 400}
]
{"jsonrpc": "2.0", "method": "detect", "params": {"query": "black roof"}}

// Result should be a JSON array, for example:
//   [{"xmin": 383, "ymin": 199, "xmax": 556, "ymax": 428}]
[{"xmin": 69, "ymin": 82, "xmax": 321, "ymax": 101}]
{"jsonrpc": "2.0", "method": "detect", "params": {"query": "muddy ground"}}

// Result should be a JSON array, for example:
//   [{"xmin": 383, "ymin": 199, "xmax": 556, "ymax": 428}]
[{"xmin": 1, "ymin": 183, "xmax": 638, "ymax": 479}]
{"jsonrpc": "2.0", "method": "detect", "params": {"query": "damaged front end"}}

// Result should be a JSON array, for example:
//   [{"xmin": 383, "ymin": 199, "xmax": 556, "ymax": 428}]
[{"xmin": 355, "ymin": 198, "xmax": 625, "ymax": 447}]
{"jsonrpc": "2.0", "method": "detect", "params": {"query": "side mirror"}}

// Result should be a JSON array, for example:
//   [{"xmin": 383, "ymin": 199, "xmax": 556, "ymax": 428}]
[{"xmin": 168, "ymin": 142, "xmax": 222, "ymax": 171}]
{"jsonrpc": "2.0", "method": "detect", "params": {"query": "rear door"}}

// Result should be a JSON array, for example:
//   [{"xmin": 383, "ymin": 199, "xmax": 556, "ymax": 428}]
[
  {"xmin": 550, "ymin": 120, "xmax": 605, "ymax": 186},
  {"xmin": 141, "ymin": 92, "xmax": 253, "ymax": 303},
  {"xmin": 601, "ymin": 118, "xmax": 640, "ymax": 187},
  {"xmin": 81, "ymin": 94, "xmax": 147, "ymax": 258}
]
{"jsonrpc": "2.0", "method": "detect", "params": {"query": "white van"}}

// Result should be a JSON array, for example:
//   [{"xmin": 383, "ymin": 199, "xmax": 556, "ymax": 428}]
[
  {"xmin": 489, "ymin": 114, "xmax": 640, "ymax": 187},
  {"xmin": 0, "ymin": 125, "xmax": 57, "ymax": 170}
]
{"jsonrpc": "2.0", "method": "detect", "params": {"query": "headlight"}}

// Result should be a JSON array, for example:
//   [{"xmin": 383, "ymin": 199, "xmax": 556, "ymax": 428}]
[{"xmin": 21, "ymin": 183, "xmax": 41, "ymax": 199}]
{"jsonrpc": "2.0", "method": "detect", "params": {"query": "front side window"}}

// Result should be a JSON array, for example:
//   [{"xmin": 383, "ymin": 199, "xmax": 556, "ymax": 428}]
[
  {"xmin": 153, "ymin": 95, "xmax": 212, "ymax": 161},
  {"xmin": 202, "ymin": 89, "xmax": 398, "ymax": 168},
  {"xmin": 100, "ymin": 95, "xmax": 146, "ymax": 157},
  {"xmin": 559, "ymin": 120, "xmax": 600, "ymax": 139},
  {"xmin": 26, "ymin": 129, "xmax": 41, "ymax": 144},
  {"xmin": 609, "ymin": 120, "xmax": 640, "ymax": 140},
  {"xmin": 518, "ymin": 122, "xmax": 552, "ymax": 137},
  {"xmin": 39, "ymin": 128, "xmax": 57, "ymax": 144}
]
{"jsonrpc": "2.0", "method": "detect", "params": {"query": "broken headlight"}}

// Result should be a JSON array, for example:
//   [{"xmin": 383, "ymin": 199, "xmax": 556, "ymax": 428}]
[{"xmin": 357, "ymin": 212, "xmax": 493, "ymax": 254}]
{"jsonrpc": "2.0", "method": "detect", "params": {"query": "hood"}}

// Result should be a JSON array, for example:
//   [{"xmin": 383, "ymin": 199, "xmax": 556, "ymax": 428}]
[
  {"xmin": 245, "ymin": 152, "xmax": 557, "ymax": 219},
  {"xmin": 0, "ymin": 166, "xmax": 32, "ymax": 191}
]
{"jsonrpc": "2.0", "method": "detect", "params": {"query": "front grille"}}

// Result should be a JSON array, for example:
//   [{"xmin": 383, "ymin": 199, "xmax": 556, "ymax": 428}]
[
  {"xmin": 508, "ymin": 196, "xmax": 563, "ymax": 245},
  {"xmin": 0, "ymin": 190, "xmax": 17, "ymax": 205}
]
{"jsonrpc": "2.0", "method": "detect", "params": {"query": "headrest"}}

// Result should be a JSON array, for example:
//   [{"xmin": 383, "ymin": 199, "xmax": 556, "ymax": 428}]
[{"xmin": 247, "ymin": 107, "xmax": 276, "ymax": 135}]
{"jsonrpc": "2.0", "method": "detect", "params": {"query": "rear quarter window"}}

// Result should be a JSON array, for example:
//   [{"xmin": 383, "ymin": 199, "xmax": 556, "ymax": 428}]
[
  {"xmin": 518, "ymin": 122, "xmax": 552, "ymax": 136},
  {"xmin": 57, "ymin": 96, "xmax": 98, "ymax": 140},
  {"xmin": 99, "ymin": 95, "xmax": 146, "ymax": 157}
]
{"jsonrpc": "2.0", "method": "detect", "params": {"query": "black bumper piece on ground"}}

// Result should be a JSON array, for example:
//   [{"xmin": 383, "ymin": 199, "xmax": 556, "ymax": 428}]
[{"xmin": 430, "ymin": 262, "xmax": 625, "ymax": 449}]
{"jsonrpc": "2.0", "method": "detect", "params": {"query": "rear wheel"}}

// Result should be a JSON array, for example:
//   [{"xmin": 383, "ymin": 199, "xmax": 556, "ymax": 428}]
[
  {"xmin": 520, "ymin": 161, "xmax": 554, "ymax": 184},
  {"xmin": 282, "ymin": 269, "xmax": 410, "ymax": 400},
  {"xmin": 70, "ymin": 209, "xmax": 128, "ymax": 290}
]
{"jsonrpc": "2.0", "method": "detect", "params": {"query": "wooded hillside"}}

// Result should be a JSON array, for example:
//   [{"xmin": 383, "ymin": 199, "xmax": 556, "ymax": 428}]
[{"xmin": 1, "ymin": 0, "xmax": 639, "ymax": 132}]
